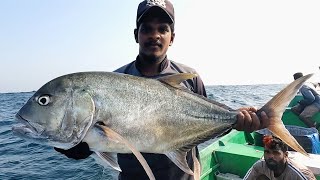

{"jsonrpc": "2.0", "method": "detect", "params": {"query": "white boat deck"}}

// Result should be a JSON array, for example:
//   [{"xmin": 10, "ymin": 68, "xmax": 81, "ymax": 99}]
[{"xmin": 288, "ymin": 151, "xmax": 320, "ymax": 175}]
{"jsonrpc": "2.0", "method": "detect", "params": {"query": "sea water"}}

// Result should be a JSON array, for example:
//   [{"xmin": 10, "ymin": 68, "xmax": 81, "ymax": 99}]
[{"xmin": 0, "ymin": 84, "xmax": 285, "ymax": 180}]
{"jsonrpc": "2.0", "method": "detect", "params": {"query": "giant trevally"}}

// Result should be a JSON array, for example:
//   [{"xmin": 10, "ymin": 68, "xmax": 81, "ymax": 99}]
[{"xmin": 12, "ymin": 72, "xmax": 312, "ymax": 179}]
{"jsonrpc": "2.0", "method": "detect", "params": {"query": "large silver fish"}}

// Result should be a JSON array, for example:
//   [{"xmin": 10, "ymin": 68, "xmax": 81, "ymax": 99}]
[{"xmin": 12, "ymin": 71, "xmax": 312, "ymax": 179}]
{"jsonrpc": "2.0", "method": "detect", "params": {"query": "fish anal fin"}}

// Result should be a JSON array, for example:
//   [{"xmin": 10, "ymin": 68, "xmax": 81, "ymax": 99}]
[
  {"xmin": 158, "ymin": 73, "xmax": 198, "ymax": 88},
  {"xmin": 95, "ymin": 151, "xmax": 121, "ymax": 172},
  {"xmin": 268, "ymin": 118, "xmax": 309, "ymax": 157},
  {"xmin": 192, "ymin": 147, "xmax": 201, "ymax": 180},
  {"xmin": 96, "ymin": 124, "xmax": 155, "ymax": 180},
  {"xmin": 165, "ymin": 149, "xmax": 194, "ymax": 175}
]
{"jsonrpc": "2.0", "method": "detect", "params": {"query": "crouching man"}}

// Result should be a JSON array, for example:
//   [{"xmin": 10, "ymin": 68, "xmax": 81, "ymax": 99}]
[{"xmin": 243, "ymin": 135, "xmax": 316, "ymax": 180}]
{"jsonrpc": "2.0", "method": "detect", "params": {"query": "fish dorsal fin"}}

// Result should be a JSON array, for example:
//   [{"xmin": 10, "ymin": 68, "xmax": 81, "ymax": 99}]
[
  {"xmin": 158, "ymin": 73, "xmax": 198, "ymax": 88},
  {"xmin": 95, "ymin": 151, "xmax": 121, "ymax": 172},
  {"xmin": 165, "ymin": 149, "xmax": 194, "ymax": 175},
  {"xmin": 96, "ymin": 124, "xmax": 155, "ymax": 180}
]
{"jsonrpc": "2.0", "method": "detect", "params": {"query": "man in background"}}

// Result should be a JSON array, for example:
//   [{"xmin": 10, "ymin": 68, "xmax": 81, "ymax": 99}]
[
  {"xmin": 291, "ymin": 72, "xmax": 320, "ymax": 129},
  {"xmin": 243, "ymin": 135, "xmax": 315, "ymax": 180}
]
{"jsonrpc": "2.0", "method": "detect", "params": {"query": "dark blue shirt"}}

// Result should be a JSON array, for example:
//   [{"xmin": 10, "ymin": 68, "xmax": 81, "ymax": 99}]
[{"xmin": 299, "ymin": 82, "xmax": 320, "ymax": 109}]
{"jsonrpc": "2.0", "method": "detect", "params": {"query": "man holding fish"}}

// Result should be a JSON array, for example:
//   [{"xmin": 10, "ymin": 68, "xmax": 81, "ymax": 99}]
[
  {"xmin": 13, "ymin": 0, "xmax": 311, "ymax": 180},
  {"xmin": 55, "ymin": 0, "xmax": 269, "ymax": 179}
]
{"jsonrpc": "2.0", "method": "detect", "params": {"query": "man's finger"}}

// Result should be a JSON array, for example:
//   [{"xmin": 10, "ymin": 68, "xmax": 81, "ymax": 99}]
[
  {"xmin": 249, "ymin": 112, "xmax": 260, "ymax": 131},
  {"xmin": 235, "ymin": 111, "xmax": 245, "ymax": 130},
  {"xmin": 259, "ymin": 111, "xmax": 269, "ymax": 129},
  {"xmin": 242, "ymin": 110, "xmax": 252, "ymax": 132}
]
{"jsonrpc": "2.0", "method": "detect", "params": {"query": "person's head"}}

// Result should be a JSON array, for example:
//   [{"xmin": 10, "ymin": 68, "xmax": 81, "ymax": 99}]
[
  {"xmin": 134, "ymin": 0, "xmax": 175, "ymax": 61},
  {"xmin": 293, "ymin": 72, "xmax": 303, "ymax": 80},
  {"xmin": 262, "ymin": 135, "xmax": 288, "ymax": 171}
]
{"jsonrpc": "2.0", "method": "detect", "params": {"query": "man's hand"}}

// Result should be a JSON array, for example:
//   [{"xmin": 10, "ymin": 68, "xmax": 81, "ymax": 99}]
[
  {"xmin": 233, "ymin": 107, "xmax": 268, "ymax": 133},
  {"xmin": 54, "ymin": 142, "xmax": 93, "ymax": 160},
  {"xmin": 291, "ymin": 104, "xmax": 304, "ymax": 115}
]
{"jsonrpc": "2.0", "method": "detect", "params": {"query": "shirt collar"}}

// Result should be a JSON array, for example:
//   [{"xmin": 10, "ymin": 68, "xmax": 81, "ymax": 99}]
[{"xmin": 134, "ymin": 56, "xmax": 173, "ymax": 77}]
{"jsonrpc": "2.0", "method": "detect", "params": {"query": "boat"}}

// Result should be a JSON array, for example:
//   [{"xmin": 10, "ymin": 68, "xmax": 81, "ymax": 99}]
[{"xmin": 199, "ymin": 94, "xmax": 320, "ymax": 180}]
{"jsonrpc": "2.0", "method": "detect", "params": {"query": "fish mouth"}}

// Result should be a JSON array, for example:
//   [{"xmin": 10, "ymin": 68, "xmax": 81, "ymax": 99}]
[
  {"xmin": 12, "ymin": 114, "xmax": 76, "ymax": 150},
  {"xmin": 12, "ymin": 114, "xmax": 45, "ymax": 136}
]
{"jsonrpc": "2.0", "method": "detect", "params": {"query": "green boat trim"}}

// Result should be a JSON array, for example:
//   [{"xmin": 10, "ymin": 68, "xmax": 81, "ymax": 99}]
[
  {"xmin": 199, "ymin": 130, "xmax": 264, "ymax": 180},
  {"xmin": 282, "ymin": 95, "xmax": 320, "ymax": 127},
  {"xmin": 199, "ymin": 95, "xmax": 320, "ymax": 180}
]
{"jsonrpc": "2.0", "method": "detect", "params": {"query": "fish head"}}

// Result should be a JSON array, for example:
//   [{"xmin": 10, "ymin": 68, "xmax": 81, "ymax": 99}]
[{"xmin": 12, "ymin": 74, "xmax": 95, "ymax": 150}]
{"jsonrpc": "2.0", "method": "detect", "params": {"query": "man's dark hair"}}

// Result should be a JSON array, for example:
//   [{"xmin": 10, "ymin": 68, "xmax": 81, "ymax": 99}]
[
  {"xmin": 263, "ymin": 135, "xmax": 288, "ymax": 152},
  {"xmin": 293, "ymin": 72, "xmax": 303, "ymax": 80}
]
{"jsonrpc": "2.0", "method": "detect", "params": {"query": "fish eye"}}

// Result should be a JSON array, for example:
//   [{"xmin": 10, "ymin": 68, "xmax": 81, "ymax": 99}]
[{"xmin": 38, "ymin": 95, "xmax": 50, "ymax": 106}]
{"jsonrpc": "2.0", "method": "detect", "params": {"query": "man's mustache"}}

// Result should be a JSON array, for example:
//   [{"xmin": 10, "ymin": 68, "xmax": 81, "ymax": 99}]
[
  {"xmin": 145, "ymin": 41, "xmax": 162, "ymax": 47},
  {"xmin": 266, "ymin": 159, "xmax": 277, "ymax": 164}
]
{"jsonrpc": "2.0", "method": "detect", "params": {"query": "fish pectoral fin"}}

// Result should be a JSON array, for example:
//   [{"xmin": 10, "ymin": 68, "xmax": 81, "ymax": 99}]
[
  {"xmin": 158, "ymin": 73, "xmax": 198, "ymax": 88},
  {"xmin": 268, "ymin": 119, "xmax": 309, "ymax": 157},
  {"xmin": 95, "ymin": 151, "xmax": 121, "ymax": 172},
  {"xmin": 96, "ymin": 124, "xmax": 155, "ymax": 180},
  {"xmin": 165, "ymin": 149, "xmax": 194, "ymax": 175}
]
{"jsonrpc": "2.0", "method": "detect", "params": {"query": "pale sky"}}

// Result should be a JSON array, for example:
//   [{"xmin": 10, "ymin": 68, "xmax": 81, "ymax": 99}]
[{"xmin": 1, "ymin": 0, "xmax": 319, "ymax": 93}]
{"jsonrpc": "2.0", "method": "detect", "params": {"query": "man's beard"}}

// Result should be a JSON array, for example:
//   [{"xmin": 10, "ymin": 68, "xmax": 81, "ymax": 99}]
[{"xmin": 266, "ymin": 159, "xmax": 286, "ymax": 171}]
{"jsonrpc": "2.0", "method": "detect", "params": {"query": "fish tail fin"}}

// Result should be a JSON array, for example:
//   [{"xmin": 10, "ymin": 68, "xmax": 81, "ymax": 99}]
[
  {"xmin": 259, "ymin": 74, "xmax": 313, "ymax": 156},
  {"xmin": 268, "ymin": 119, "xmax": 308, "ymax": 156}
]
